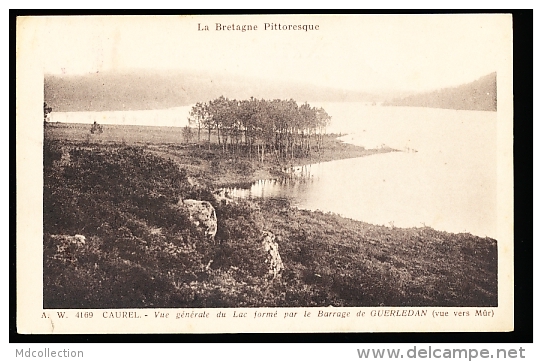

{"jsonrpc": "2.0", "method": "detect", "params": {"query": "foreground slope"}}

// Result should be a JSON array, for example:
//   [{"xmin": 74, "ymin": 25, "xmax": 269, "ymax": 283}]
[{"xmin": 43, "ymin": 136, "xmax": 497, "ymax": 308}]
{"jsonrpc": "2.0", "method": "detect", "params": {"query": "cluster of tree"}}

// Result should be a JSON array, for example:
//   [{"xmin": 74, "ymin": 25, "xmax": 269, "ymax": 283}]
[{"xmin": 188, "ymin": 96, "xmax": 331, "ymax": 161}]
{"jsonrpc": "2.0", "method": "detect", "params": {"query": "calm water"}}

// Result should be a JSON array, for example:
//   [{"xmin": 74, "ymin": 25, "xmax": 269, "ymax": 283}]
[
  {"xmin": 225, "ymin": 104, "xmax": 498, "ymax": 238},
  {"xmin": 49, "ymin": 106, "xmax": 192, "ymax": 128}
]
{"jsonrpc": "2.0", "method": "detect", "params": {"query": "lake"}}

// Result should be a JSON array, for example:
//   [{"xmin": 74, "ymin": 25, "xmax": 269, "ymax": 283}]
[
  {"xmin": 49, "ymin": 106, "xmax": 192, "ymax": 128},
  {"xmin": 225, "ymin": 104, "xmax": 498, "ymax": 238}
]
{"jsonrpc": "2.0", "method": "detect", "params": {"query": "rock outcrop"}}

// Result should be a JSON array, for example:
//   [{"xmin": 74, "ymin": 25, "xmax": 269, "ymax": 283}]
[
  {"xmin": 181, "ymin": 199, "xmax": 218, "ymax": 241},
  {"xmin": 261, "ymin": 231, "xmax": 284, "ymax": 279},
  {"xmin": 49, "ymin": 234, "xmax": 86, "ymax": 263}
]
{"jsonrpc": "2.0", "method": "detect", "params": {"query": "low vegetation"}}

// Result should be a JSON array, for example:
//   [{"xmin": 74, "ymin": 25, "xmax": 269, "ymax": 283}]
[{"xmin": 43, "ymin": 124, "xmax": 497, "ymax": 308}]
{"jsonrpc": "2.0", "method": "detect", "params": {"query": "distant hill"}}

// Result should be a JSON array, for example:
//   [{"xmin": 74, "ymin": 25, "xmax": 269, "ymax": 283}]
[
  {"xmin": 44, "ymin": 69, "xmax": 383, "ymax": 112},
  {"xmin": 383, "ymin": 72, "xmax": 497, "ymax": 112}
]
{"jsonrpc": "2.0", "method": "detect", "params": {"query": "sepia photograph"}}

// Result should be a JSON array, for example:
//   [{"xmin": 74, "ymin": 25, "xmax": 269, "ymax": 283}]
[{"xmin": 16, "ymin": 14, "xmax": 514, "ymax": 333}]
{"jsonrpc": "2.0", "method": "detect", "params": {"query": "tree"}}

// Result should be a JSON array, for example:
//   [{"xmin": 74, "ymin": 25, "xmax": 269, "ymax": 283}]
[
  {"xmin": 43, "ymin": 102, "xmax": 52, "ymax": 125},
  {"xmin": 90, "ymin": 121, "xmax": 103, "ymax": 134},
  {"xmin": 315, "ymin": 107, "xmax": 331, "ymax": 151},
  {"xmin": 187, "ymin": 102, "xmax": 207, "ymax": 143},
  {"xmin": 193, "ymin": 102, "xmax": 214, "ymax": 150},
  {"xmin": 208, "ymin": 96, "xmax": 230, "ymax": 151},
  {"xmin": 182, "ymin": 125, "xmax": 194, "ymax": 143}
]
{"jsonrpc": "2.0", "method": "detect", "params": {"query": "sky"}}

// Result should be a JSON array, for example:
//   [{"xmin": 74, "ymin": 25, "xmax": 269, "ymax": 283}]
[{"xmin": 26, "ymin": 14, "xmax": 511, "ymax": 93}]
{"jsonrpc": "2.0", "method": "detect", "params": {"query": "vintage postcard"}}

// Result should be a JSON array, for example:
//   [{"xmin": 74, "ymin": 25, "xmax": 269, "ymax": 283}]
[{"xmin": 16, "ymin": 14, "xmax": 513, "ymax": 334}]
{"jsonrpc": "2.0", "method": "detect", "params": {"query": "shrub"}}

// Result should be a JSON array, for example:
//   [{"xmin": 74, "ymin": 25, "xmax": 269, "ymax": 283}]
[
  {"xmin": 234, "ymin": 159, "xmax": 254, "ymax": 175},
  {"xmin": 44, "ymin": 146, "xmax": 192, "ymax": 237},
  {"xmin": 43, "ymin": 139, "xmax": 63, "ymax": 168}
]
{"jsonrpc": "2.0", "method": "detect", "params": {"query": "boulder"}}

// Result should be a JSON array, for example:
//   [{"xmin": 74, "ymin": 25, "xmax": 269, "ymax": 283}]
[
  {"xmin": 181, "ymin": 199, "xmax": 218, "ymax": 241},
  {"xmin": 261, "ymin": 231, "xmax": 284, "ymax": 279},
  {"xmin": 49, "ymin": 234, "xmax": 87, "ymax": 263}
]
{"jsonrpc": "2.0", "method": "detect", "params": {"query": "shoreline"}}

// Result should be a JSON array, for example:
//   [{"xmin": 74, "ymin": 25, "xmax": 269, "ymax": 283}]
[
  {"xmin": 147, "ymin": 135, "xmax": 399, "ymax": 188},
  {"xmin": 46, "ymin": 123, "xmax": 397, "ymax": 187},
  {"xmin": 47, "ymin": 123, "xmax": 400, "ymax": 189},
  {"xmin": 43, "ymin": 129, "xmax": 498, "ymax": 308}
]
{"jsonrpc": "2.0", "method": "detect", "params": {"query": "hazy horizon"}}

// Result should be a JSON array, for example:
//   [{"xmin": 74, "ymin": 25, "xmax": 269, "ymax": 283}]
[
  {"xmin": 32, "ymin": 15, "xmax": 509, "ymax": 94},
  {"xmin": 44, "ymin": 65, "xmax": 494, "ymax": 96}
]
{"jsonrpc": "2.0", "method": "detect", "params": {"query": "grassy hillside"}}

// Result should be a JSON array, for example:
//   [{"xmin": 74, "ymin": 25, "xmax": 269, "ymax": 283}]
[
  {"xmin": 44, "ymin": 122, "xmax": 187, "ymax": 144},
  {"xmin": 384, "ymin": 72, "xmax": 497, "ymax": 112},
  {"xmin": 43, "ymin": 127, "xmax": 497, "ymax": 308}
]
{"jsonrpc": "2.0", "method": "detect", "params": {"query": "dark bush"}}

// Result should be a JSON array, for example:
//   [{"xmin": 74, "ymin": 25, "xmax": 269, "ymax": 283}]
[
  {"xmin": 43, "ymin": 139, "xmax": 63, "ymax": 168},
  {"xmin": 44, "ymin": 146, "xmax": 192, "ymax": 237},
  {"xmin": 234, "ymin": 159, "xmax": 254, "ymax": 175}
]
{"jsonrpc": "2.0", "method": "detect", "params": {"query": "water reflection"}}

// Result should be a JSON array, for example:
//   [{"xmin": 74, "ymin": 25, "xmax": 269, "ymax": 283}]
[{"xmin": 223, "ymin": 164, "xmax": 318, "ymax": 203}]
